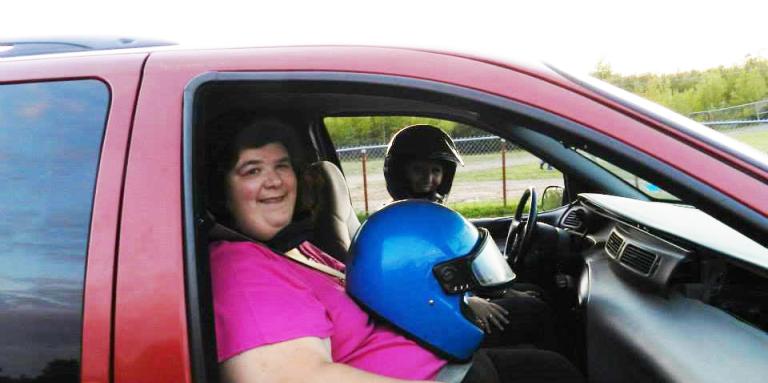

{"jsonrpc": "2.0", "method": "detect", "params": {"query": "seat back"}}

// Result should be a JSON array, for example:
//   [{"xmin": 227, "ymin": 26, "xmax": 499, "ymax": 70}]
[{"xmin": 302, "ymin": 161, "xmax": 361, "ymax": 262}]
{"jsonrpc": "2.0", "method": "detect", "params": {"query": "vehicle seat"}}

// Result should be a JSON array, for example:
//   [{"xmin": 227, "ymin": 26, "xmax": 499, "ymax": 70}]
[{"xmin": 302, "ymin": 161, "xmax": 361, "ymax": 263}]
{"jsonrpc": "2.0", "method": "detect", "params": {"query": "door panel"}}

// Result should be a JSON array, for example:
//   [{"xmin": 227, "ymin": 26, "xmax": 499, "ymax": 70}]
[{"xmin": 0, "ymin": 54, "xmax": 147, "ymax": 383}]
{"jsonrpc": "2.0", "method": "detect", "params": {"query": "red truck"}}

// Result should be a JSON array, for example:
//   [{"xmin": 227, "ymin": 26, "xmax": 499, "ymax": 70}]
[{"xmin": 1, "ymin": 43, "xmax": 766, "ymax": 383}]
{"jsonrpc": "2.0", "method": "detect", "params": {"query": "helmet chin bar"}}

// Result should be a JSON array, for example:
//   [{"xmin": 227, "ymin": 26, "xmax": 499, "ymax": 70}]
[{"xmin": 433, "ymin": 256, "xmax": 475, "ymax": 294}]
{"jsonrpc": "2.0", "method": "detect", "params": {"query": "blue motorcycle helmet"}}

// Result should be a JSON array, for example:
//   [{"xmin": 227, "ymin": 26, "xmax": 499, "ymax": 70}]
[{"xmin": 346, "ymin": 200, "xmax": 516, "ymax": 361}]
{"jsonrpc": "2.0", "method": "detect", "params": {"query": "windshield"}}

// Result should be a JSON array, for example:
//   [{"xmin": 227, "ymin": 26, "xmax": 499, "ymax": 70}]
[
  {"xmin": 575, "ymin": 149, "xmax": 680, "ymax": 202},
  {"xmin": 549, "ymin": 64, "xmax": 768, "ymax": 172}
]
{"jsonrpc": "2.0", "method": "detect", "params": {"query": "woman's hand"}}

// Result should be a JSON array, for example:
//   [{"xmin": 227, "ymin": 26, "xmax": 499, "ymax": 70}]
[{"xmin": 466, "ymin": 296, "xmax": 510, "ymax": 334}]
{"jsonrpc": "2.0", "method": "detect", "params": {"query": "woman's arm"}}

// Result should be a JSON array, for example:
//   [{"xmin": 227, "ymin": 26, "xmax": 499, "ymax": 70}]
[{"xmin": 221, "ymin": 336, "xmax": 436, "ymax": 383}]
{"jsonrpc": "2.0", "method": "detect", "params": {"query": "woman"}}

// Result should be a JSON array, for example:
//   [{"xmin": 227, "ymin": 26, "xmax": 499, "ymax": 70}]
[
  {"xmin": 207, "ymin": 116, "xmax": 582, "ymax": 383},
  {"xmin": 208, "ymin": 117, "xmax": 447, "ymax": 382}
]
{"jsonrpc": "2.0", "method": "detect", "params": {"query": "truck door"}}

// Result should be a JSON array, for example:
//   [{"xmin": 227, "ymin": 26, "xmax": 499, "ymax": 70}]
[{"xmin": 0, "ymin": 53, "xmax": 146, "ymax": 382}]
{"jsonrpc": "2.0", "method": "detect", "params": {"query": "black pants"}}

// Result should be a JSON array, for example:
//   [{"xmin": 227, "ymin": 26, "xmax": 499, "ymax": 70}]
[
  {"xmin": 481, "ymin": 292, "xmax": 557, "ymax": 351},
  {"xmin": 461, "ymin": 348, "xmax": 584, "ymax": 383}
]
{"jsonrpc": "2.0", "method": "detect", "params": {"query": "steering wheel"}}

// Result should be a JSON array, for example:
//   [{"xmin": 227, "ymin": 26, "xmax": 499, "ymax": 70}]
[{"xmin": 504, "ymin": 187, "xmax": 538, "ymax": 270}]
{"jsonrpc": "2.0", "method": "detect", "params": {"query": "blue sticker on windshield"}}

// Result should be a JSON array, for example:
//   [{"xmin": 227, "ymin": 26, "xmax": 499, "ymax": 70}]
[{"xmin": 645, "ymin": 183, "xmax": 661, "ymax": 192}]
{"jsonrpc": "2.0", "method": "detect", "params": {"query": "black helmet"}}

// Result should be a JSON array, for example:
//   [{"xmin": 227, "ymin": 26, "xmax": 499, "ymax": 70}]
[{"xmin": 384, "ymin": 125, "xmax": 464, "ymax": 203}]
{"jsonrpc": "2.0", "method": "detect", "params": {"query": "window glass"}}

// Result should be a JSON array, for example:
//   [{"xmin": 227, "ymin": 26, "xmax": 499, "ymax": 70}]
[
  {"xmin": 0, "ymin": 80, "xmax": 108, "ymax": 381},
  {"xmin": 575, "ymin": 149, "xmax": 680, "ymax": 201},
  {"xmin": 325, "ymin": 116, "xmax": 563, "ymax": 219}
]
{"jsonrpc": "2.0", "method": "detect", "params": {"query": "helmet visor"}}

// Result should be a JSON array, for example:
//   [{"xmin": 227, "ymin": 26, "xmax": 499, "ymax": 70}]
[{"xmin": 471, "ymin": 229, "xmax": 516, "ymax": 287}]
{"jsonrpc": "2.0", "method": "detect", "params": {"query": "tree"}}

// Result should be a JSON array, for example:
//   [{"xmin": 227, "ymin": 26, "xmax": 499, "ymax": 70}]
[
  {"xmin": 730, "ymin": 68, "xmax": 767, "ymax": 107},
  {"xmin": 36, "ymin": 359, "xmax": 78, "ymax": 383},
  {"xmin": 592, "ymin": 56, "xmax": 768, "ymax": 118},
  {"xmin": 591, "ymin": 60, "xmax": 617, "ymax": 83},
  {"xmin": 693, "ymin": 71, "xmax": 728, "ymax": 111}
]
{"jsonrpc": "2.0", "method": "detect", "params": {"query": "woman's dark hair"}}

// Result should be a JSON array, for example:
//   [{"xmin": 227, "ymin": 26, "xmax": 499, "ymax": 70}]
[{"xmin": 206, "ymin": 112, "xmax": 305, "ymax": 225}]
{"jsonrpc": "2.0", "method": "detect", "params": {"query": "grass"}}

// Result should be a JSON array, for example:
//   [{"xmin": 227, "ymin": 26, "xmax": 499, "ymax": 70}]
[
  {"xmin": 356, "ymin": 200, "xmax": 521, "ymax": 222},
  {"xmin": 725, "ymin": 128, "xmax": 768, "ymax": 152},
  {"xmin": 454, "ymin": 162, "xmax": 561, "ymax": 182},
  {"xmin": 354, "ymin": 187, "xmax": 566, "ymax": 222},
  {"xmin": 340, "ymin": 150, "xmax": 558, "ymax": 181},
  {"xmin": 449, "ymin": 200, "xmax": 519, "ymax": 218},
  {"xmin": 356, "ymin": 201, "xmax": 517, "ymax": 222}
]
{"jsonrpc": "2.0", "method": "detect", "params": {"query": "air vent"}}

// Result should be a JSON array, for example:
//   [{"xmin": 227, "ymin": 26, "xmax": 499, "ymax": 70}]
[
  {"xmin": 562, "ymin": 209, "xmax": 585, "ymax": 229},
  {"xmin": 620, "ymin": 244, "xmax": 658, "ymax": 275},
  {"xmin": 605, "ymin": 231, "xmax": 624, "ymax": 258}
]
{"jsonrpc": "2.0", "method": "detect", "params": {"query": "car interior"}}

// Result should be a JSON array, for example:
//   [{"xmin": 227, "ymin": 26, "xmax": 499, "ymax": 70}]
[{"xmin": 187, "ymin": 76, "xmax": 768, "ymax": 382}]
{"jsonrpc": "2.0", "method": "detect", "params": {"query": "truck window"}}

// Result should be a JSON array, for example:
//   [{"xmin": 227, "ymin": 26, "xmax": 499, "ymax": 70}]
[
  {"xmin": 324, "ymin": 116, "xmax": 564, "ymax": 218},
  {"xmin": 0, "ymin": 80, "xmax": 108, "ymax": 381}
]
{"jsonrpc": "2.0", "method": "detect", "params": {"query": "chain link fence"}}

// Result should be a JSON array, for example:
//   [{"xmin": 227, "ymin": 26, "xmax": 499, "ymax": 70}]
[
  {"xmin": 690, "ymin": 99, "xmax": 768, "ymax": 127},
  {"xmin": 336, "ymin": 135, "xmax": 515, "ymax": 162},
  {"xmin": 337, "ymin": 136, "xmax": 563, "ymax": 215},
  {"xmin": 336, "ymin": 123, "xmax": 768, "ymax": 215}
]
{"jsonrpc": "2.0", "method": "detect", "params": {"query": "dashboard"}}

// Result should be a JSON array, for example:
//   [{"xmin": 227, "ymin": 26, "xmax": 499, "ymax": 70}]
[
  {"xmin": 562, "ymin": 194, "xmax": 767, "ymax": 298},
  {"xmin": 556, "ymin": 193, "xmax": 768, "ymax": 382}
]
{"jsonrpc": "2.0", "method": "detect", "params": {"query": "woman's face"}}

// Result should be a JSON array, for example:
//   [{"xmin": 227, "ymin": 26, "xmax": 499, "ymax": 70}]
[
  {"xmin": 226, "ymin": 142, "xmax": 297, "ymax": 241},
  {"xmin": 404, "ymin": 159, "xmax": 444, "ymax": 195}
]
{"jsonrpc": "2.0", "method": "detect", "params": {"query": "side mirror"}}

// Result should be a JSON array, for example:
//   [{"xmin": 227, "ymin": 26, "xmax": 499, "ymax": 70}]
[{"xmin": 541, "ymin": 186, "xmax": 565, "ymax": 211}]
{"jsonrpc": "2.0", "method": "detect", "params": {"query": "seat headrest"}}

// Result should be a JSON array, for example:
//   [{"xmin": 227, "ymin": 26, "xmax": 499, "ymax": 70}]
[{"xmin": 302, "ymin": 161, "xmax": 360, "ymax": 262}]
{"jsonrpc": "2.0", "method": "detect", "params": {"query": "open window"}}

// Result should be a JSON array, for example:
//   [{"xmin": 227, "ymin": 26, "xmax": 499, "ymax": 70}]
[
  {"xmin": 323, "ymin": 116, "xmax": 565, "ymax": 219},
  {"xmin": 183, "ymin": 75, "xmax": 588, "ymax": 380},
  {"xmin": 182, "ymin": 72, "xmax": 767, "ymax": 382}
]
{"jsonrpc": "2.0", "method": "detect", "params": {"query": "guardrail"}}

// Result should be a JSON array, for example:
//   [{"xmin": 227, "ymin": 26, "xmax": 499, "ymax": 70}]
[
  {"xmin": 690, "ymin": 99, "xmax": 768, "ymax": 122},
  {"xmin": 701, "ymin": 120, "xmax": 768, "ymax": 127}
]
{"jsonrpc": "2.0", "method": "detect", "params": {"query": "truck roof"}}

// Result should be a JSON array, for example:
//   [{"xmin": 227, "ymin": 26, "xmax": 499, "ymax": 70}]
[{"xmin": 0, "ymin": 36, "xmax": 176, "ymax": 58}]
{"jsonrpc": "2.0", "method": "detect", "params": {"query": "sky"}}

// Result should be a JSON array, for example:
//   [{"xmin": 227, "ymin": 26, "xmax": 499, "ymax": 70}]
[
  {"xmin": 3, "ymin": 0, "xmax": 767, "ymax": 75},
  {"xmin": 0, "ymin": 80, "xmax": 106, "ymax": 377}
]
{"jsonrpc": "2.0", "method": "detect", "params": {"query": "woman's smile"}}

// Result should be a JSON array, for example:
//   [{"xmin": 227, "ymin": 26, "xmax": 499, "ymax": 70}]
[{"xmin": 259, "ymin": 194, "xmax": 287, "ymax": 204}]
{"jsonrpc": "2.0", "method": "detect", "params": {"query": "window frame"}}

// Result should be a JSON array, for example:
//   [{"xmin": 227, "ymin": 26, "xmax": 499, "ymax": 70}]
[
  {"xmin": 0, "ymin": 78, "xmax": 111, "ymax": 379},
  {"xmin": 183, "ymin": 71, "xmax": 767, "ymax": 382},
  {"xmin": 319, "ymin": 114, "xmax": 567, "ymax": 216}
]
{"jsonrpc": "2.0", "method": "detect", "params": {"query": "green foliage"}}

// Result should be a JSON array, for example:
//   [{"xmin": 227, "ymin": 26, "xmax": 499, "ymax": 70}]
[
  {"xmin": 357, "ymin": 200, "xmax": 518, "ymax": 222},
  {"xmin": 449, "ymin": 200, "xmax": 518, "ymax": 218},
  {"xmin": 540, "ymin": 186, "xmax": 564, "ymax": 211},
  {"xmin": 730, "ymin": 68, "xmax": 767, "ymax": 106},
  {"xmin": 328, "ymin": 58, "xmax": 768, "ymax": 149},
  {"xmin": 325, "ymin": 116, "xmax": 484, "ymax": 148},
  {"xmin": 592, "ymin": 60, "xmax": 618, "ymax": 83},
  {"xmin": 591, "ymin": 57, "xmax": 768, "ymax": 118},
  {"xmin": 695, "ymin": 71, "xmax": 729, "ymax": 110}
]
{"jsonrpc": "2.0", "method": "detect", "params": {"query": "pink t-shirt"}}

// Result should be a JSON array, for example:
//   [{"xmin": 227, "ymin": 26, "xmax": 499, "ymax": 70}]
[{"xmin": 209, "ymin": 240, "xmax": 447, "ymax": 380}]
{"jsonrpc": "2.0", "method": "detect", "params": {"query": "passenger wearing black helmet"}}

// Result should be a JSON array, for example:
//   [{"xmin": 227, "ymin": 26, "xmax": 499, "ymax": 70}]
[
  {"xmin": 384, "ymin": 124, "xmax": 557, "ymax": 352},
  {"xmin": 384, "ymin": 124, "xmax": 464, "ymax": 204}
]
